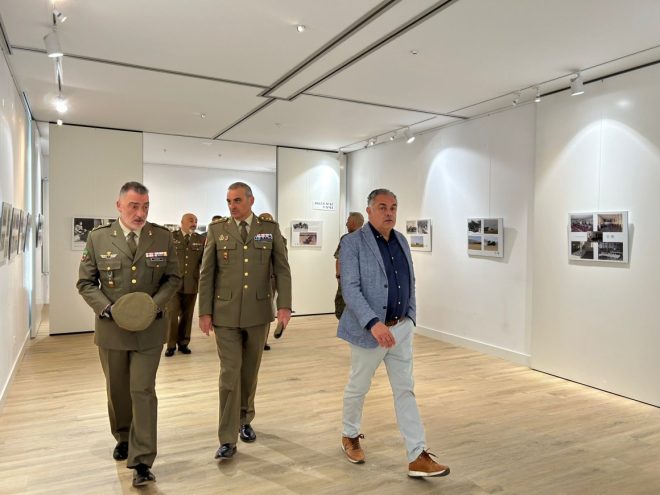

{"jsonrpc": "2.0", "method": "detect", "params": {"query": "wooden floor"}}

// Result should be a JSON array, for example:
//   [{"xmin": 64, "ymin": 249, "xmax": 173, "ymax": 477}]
[{"xmin": 1, "ymin": 311, "xmax": 660, "ymax": 495}]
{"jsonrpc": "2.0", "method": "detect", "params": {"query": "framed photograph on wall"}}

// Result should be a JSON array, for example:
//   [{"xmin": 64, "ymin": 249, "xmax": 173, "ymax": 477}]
[
  {"xmin": 467, "ymin": 217, "xmax": 504, "ymax": 258},
  {"xmin": 290, "ymin": 220, "xmax": 323, "ymax": 247},
  {"xmin": 20, "ymin": 212, "xmax": 30, "ymax": 253},
  {"xmin": 72, "ymin": 217, "xmax": 114, "ymax": 250},
  {"xmin": 568, "ymin": 211, "xmax": 628, "ymax": 263},
  {"xmin": 406, "ymin": 219, "xmax": 432, "ymax": 251},
  {"xmin": 8, "ymin": 208, "xmax": 21, "ymax": 260},
  {"xmin": 35, "ymin": 213, "xmax": 44, "ymax": 248},
  {"xmin": 0, "ymin": 202, "xmax": 11, "ymax": 265}
]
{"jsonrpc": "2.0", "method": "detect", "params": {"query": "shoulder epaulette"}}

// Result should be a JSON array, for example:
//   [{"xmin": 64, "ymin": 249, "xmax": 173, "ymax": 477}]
[
  {"xmin": 150, "ymin": 223, "xmax": 171, "ymax": 231},
  {"xmin": 212, "ymin": 217, "xmax": 229, "ymax": 224},
  {"xmin": 258, "ymin": 214, "xmax": 276, "ymax": 223},
  {"xmin": 92, "ymin": 223, "xmax": 112, "ymax": 231}
]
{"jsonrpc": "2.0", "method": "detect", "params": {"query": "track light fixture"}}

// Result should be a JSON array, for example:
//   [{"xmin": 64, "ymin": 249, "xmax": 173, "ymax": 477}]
[
  {"xmin": 570, "ymin": 72, "xmax": 585, "ymax": 96},
  {"xmin": 367, "ymin": 137, "xmax": 376, "ymax": 147},
  {"xmin": 389, "ymin": 133, "xmax": 396, "ymax": 141},
  {"xmin": 44, "ymin": 28, "xmax": 63, "ymax": 58},
  {"xmin": 512, "ymin": 92, "xmax": 521, "ymax": 106},
  {"xmin": 56, "ymin": 119, "xmax": 63, "ymax": 126},
  {"xmin": 53, "ymin": 8, "xmax": 67, "ymax": 23},
  {"xmin": 404, "ymin": 128, "xmax": 415, "ymax": 144},
  {"xmin": 534, "ymin": 87, "xmax": 541, "ymax": 103}
]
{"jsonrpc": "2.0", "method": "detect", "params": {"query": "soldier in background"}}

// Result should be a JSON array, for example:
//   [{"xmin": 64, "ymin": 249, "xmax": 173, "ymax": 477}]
[
  {"xmin": 334, "ymin": 212, "xmax": 364, "ymax": 319},
  {"xmin": 165, "ymin": 213, "xmax": 205, "ymax": 357}
]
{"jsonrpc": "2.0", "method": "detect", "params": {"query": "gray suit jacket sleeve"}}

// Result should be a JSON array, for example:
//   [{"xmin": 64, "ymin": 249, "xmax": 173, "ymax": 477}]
[{"xmin": 339, "ymin": 231, "xmax": 381, "ymax": 328}]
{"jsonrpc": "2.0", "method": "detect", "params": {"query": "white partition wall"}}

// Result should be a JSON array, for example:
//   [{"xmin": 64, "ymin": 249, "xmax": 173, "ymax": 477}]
[
  {"xmin": 348, "ymin": 105, "xmax": 536, "ymax": 364},
  {"xmin": 277, "ymin": 147, "xmax": 340, "ymax": 315},
  {"xmin": 0, "ymin": 52, "xmax": 35, "ymax": 406},
  {"xmin": 532, "ymin": 65, "xmax": 660, "ymax": 406},
  {"xmin": 49, "ymin": 125, "xmax": 142, "ymax": 334},
  {"xmin": 144, "ymin": 164, "xmax": 276, "ymax": 227}
]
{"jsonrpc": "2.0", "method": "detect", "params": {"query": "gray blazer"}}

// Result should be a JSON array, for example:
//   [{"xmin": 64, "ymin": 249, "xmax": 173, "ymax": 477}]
[{"xmin": 337, "ymin": 224, "xmax": 416, "ymax": 348}]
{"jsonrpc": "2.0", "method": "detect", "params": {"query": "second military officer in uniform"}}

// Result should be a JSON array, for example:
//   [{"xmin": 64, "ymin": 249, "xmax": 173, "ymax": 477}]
[
  {"xmin": 77, "ymin": 181, "xmax": 181, "ymax": 487},
  {"xmin": 198, "ymin": 181, "xmax": 292, "ymax": 461},
  {"xmin": 165, "ymin": 212, "xmax": 205, "ymax": 357}
]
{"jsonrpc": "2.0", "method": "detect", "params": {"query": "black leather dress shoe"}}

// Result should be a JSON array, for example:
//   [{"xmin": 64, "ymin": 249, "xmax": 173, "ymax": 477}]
[
  {"xmin": 132, "ymin": 464, "xmax": 156, "ymax": 487},
  {"xmin": 239, "ymin": 424, "xmax": 256, "ymax": 443},
  {"xmin": 263, "ymin": 343, "xmax": 271, "ymax": 351},
  {"xmin": 178, "ymin": 345, "xmax": 191, "ymax": 354},
  {"xmin": 112, "ymin": 441, "xmax": 128, "ymax": 461},
  {"xmin": 214, "ymin": 443, "xmax": 236, "ymax": 460},
  {"xmin": 164, "ymin": 348, "xmax": 175, "ymax": 357}
]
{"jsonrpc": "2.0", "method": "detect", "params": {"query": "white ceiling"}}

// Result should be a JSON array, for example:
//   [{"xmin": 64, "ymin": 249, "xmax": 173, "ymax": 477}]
[{"xmin": 3, "ymin": 0, "xmax": 660, "ymax": 164}]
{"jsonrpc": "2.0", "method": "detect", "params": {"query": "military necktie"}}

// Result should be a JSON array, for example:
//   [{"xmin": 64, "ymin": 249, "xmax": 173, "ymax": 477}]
[
  {"xmin": 127, "ymin": 231, "xmax": 138, "ymax": 258},
  {"xmin": 184, "ymin": 234, "xmax": 190, "ymax": 247},
  {"xmin": 240, "ymin": 221, "xmax": 248, "ymax": 243}
]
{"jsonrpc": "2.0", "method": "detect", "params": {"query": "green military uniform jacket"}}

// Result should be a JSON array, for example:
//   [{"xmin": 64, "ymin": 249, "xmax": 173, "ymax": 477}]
[
  {"xmin": 77, "ymin": 220, "xmax": 182, "ymax": 350},
  {"xmin": 172, "ymin": 229, "xmax": 205, "ymax": 294},
  {"xmin": 198, "ymin": 215, "xmax": 292, "ymax": 328}
]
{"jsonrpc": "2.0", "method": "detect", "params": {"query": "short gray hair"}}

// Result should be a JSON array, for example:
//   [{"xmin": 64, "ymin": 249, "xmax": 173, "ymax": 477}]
[
  {"xmin": 367, "ymin": 188, "xmax": 397, "ymax": 206},
  {"xmin": 228, "ymin": 181, "xmax": 253, "ymax": 198},
  {"xmin": 347, "ymin": 211, "xmax": 364, "ymax": 225},
  {"xmin": 119, "ymin": 181, "xmax": 149, "ymax": 196}
]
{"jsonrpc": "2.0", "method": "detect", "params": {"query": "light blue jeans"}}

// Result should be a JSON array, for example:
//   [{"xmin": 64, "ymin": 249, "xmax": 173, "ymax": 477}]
[{"xmin": 342, "ymin": 317, "xmax": 426, "ymax": 462}]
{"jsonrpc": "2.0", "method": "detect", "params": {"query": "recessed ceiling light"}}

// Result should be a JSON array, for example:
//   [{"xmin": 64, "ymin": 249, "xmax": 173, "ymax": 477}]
[
  {"xmin": 218, "ymin": 154, "xmax": 222, "ymax": 158},
  {"xmin": 296, "ymin": 24, "xmax": 306, "ymax": 33},
  {"xmin": 410, "ymin": 50, "xmax": 419, "ymax": 55},
  {"xmin": 163, "ymin": 148, "xmax": 167, "ymax": 152},
  {"xmin": 200, "ymin": 113, "xmax": 207, "ymax": 119},
  {"xmin": 56, "ymin": 119, "xmax": 63, "ymax": 126}
]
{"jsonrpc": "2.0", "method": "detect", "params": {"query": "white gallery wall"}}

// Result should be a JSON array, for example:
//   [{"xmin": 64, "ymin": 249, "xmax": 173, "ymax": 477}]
[
  {"xmin": 144, "ymin": 163, "xmax": 276, "ymax": 228},
  {"xmin": 49, "ymin": 125, "xmax": 142, "ymax": 335},
  {"xmin": 277, "ymin": 147, "xmax": 341, "ymax": 315},
  {"xmin": 348, "ymin": 105, "xmax": 536, "ymax": 364},
  {"xmin": 0, "ymin": 52, "xmax": 42, "ymax": 406},
  {"xmin": 532, "ymin": 64, "xmax": 660, "ymax": 406}
]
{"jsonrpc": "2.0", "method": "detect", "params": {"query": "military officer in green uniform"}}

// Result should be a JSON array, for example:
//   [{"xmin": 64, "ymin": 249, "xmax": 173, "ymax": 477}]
[
  {"xmin": 77, "ymin": 181, "xmax": 181, "ymax": 487},
  {"xmin": 165, "ymin": 212, "xmax": 205, "ymax": 357},
  {"xmin": 198, "ymin": 181, "xmax": 292, "ymax": 461}
]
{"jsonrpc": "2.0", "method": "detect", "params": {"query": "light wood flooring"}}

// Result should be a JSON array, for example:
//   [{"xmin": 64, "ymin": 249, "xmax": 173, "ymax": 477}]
[{"xmin": 1, "ymin": 311, "xmax": 660, "ymax": 494}]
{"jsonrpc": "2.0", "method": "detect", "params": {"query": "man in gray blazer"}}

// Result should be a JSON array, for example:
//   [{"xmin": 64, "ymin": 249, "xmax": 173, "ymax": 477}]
[{"xmin": 337, "ymin": 188, "xmax": 450, "ymax": 478}]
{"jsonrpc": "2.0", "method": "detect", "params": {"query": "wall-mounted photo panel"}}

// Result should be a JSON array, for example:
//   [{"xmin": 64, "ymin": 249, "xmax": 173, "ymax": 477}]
[
  {"xmin": 35, "ymin": 213, "xmax": 44, "ymax": 248},
  {"xmin": 9, "ymin": 208, "xmax": 21, "ymax": 260},
  {"xmin": 290, "ymin": 220, "xmax": 323, "ymax": 247},
  {"xmin": 406, "ymin": 219, "xmax": 432, "ymax": 251},
  {"xmin": 72, "ymin": 217, "xmax": 115, "ymax": 250},
  {"xmin": 21, "ymin": 212, "xmax": 31, "ymax": 252},
  {"xmin": 467, "ymin": 218, "xmax": 504, "ymax": 257},
  {"xmin": 568, "ymin": 211, "xmax": 629, "ymax": 263},
  {"xmin": 0, "ymin": 202, "xmax": 12, "ymax": 265}
]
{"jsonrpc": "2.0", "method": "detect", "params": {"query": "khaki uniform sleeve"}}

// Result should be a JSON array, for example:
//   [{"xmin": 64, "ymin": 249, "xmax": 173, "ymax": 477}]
[
  {"xmin": 198, "ymin": 225, "xmax": 218, "ymax": 316},
  {"xmin": 76, "ymin": 233, "xmax": 112, "ymax": 315},
  {"xmin": 271, "ymin": 224, "xmax": 292, "ymax": 310},
  {"xmin": 151, "ymin": 232, "xmax": 182, "ymax": 309}
]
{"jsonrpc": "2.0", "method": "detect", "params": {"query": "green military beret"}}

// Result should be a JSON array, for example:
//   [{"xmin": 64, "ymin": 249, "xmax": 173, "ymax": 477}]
[{"xmin": 112, "ymin": 292, "xmax": 158, "ymax": 332}]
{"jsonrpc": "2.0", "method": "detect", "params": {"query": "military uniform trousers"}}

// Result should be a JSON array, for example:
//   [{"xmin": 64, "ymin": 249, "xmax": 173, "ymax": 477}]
[
  {"xmin": 167, "ymin": 292, "xmax": 197, "ymax": 348},
  {"xmin": 214, "ymin": 323, "xmax": 269, "ymax": 444},
  {"xmin": 98, "ymin": 345, "xmax": 162, "ymax": 468}
]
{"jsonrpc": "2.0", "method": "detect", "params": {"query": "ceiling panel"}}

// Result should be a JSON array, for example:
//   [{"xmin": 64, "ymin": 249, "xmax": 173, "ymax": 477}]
[
  {"xmin": 1, "ymin": 0, "xmax": 382, "ymax": 86},
  {"xmin": 268, "ymin": 0, "xmax": 439, "ymax": 99},
  {"xmin": 221, "ymin": 94, "xmax": 440, "ymax": 150},
  {"xmin": 312, "ymin": 0, "xmax": 660, "ymax": 114},
  {"xmin": 143, "ymin": 133, "xmax": 276, "ymax": 172},
  {"xmin": 11, "ymin": 50, "xmax": 265, "ymax": 137}
]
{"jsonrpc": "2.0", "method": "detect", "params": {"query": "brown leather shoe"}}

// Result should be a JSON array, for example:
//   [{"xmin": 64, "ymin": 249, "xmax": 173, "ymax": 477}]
[
  {"xmin": 408, "ymin": 450, "xmax": 450, "ymax": 477},
  {"xmin": 341, "ymin": 434, "xmax": 365, "ymax": 464}
]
